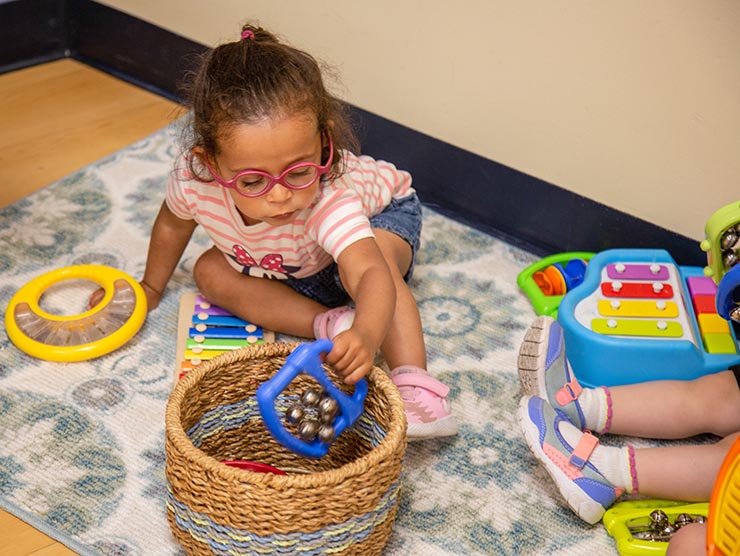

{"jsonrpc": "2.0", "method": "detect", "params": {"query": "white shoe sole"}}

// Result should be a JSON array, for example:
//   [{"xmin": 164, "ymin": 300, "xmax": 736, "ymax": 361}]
[
  {"xmin": 517, "ymin": 315, "xmax": 556, "ymax": 397},
  {"xmin": 407, "ymin": 415, "xmax": 459, "ymax": 441}
]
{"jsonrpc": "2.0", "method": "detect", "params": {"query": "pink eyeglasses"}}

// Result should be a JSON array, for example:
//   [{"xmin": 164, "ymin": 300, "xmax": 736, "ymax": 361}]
[{"xmin": 203, "ymin": 136, "xmax": 334, "ymax": 198}]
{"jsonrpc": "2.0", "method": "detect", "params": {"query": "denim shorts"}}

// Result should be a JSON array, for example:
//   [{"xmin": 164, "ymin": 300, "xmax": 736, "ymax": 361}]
[{"xmin": 284, "ymin": 192, "xmax": 422, "ymax": 308}]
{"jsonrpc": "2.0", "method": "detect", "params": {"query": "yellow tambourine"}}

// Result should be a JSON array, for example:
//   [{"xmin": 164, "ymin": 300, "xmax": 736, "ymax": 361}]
[{"xmin": 5, "ymin": 265, "xmax": 147, "ymax": 362}]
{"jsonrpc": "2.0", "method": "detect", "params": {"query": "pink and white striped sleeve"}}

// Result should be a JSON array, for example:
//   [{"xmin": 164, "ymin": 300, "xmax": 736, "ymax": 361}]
[
  {"xmin": 165, "ymin": 162, "xmax": 196, "ymax": 220},
  {"xmin": 306, "ymin": 189, "xmax": 375, "ymax": 259}
]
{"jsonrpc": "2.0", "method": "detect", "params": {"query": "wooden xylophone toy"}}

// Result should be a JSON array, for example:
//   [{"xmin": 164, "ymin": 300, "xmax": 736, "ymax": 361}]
[{"xmin": 174, "ymin": 292, "xmax": 275, "ymax": 383}]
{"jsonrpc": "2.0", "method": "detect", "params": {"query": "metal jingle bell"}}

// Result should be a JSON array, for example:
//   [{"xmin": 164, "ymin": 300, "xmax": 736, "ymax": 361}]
[
  {"xmin": 649, "ymin": 509, "xmax": 669, "ymax": 529},
  {"xmin": 297, "ymin": 419, "xmax": 320, "ymax": 441},
  {"xmin": 318, "ymin": 396, "xmax": 339, "ymax": 420},
  {"xmin": 317, "ymin": 424, "xmax": 335, "ymax": 443},
  {"xmin": 721, "ymin": 229, "xmax": 739, "ymax": 250},
  {"xmin": 723, "ymin": 249, "xmax": 739, "ymax": 268},
  {"xmin": 286, "ymin": 403, "xmax": 305, "ymax": 424},
  {"xmin": 731, "ymin": 306, "xmax": 740, "ymax": 323},
  {"xmin": 300, "ymin": 388, "xmax": 322, "ymax": 408}
]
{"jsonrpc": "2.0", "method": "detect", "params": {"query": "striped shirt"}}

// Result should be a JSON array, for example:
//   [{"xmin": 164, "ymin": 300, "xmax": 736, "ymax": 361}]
[{"xmin": 166, "ymin": 150, "xmax": 414, "ymax": 279}]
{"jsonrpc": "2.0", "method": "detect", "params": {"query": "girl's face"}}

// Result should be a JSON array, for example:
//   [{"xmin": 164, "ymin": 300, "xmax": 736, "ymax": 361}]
[{"xmin": 204, "ymin": 113, "xmax": 324, "ymax": 226}]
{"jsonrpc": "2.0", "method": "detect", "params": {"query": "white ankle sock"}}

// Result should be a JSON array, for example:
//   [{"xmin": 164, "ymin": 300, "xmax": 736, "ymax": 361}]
[
  {"xmin": 558, "ymin": 419, "xmax": 634, "ymax": 491},
  {"xmin": 578, "ymin": 386, "xmax": 611, "ymax": 433}
]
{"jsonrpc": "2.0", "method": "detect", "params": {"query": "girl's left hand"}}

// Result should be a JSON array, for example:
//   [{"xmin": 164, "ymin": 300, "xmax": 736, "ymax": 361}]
[{"xmin": 325, "ymin": 329, "xmax": 377, "ymax": 384}]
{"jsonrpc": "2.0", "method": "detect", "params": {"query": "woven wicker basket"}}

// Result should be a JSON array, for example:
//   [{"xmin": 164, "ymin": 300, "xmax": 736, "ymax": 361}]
[{"xmin": 165, "ymin": 342, "xmax": 407, "ymax": 556}]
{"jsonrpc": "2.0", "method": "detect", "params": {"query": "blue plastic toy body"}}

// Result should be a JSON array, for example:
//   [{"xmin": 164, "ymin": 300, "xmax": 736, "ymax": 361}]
[
  {"xmin": 558, "ymin": 249, "xmax": 740, "ymax": 388},
  {"xmin": 256, "ymin": 340, "xmax": 367, "ymax": 458}
]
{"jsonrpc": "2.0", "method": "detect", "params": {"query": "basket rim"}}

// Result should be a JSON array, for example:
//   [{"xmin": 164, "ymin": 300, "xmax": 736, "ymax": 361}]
[{"xmin": 165, "ymin": 341, "xmax": 407, "ymax": 488}]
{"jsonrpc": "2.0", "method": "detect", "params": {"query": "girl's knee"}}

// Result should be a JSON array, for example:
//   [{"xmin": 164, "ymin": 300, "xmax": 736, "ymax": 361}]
[
  {"xmin": 193, "ymin": 248, "xmax": 227, "ymax": 295},
  {"xmin": 701, "ymin": 371, "xmax": 740, "ymax": 434},
  {"xmin": 373, "ymin": 229, "xmax": 412, "ymax": 277}
]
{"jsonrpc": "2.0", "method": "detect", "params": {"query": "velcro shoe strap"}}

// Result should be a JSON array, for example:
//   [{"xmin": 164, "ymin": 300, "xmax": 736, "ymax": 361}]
[
  {"xmin": 391, "ymin": 373, "xmax": 450, "ymax": 398},
  {"xmin": 569, "ymin": 430, "xmax": 599, "ymax": 469},
  {"xmin": 555, "ymin": 379, "xmax": 582, "ymax": 406}
]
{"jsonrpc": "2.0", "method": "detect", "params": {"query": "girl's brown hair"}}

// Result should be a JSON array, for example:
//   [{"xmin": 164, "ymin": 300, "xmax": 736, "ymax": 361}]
[{"xmin": 181, "ymin": 23, "xmax": 359, "ymax": 181}]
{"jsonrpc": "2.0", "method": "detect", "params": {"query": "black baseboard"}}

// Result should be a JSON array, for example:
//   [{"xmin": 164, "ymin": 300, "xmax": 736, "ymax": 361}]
[
  {"xmin": 66, "ymin": 0, "xmax": 207, "ymax": 102},
  {"xmin": 0, "ymin": 0, "xmax": 704, "ymax": 266},
  {"xmin": 0, "ymin": 0, "xmax": 68, "ymax": 72},
  {"xmin": 352, "ymin": 111, "xmax": 702, "ymax": 264}
]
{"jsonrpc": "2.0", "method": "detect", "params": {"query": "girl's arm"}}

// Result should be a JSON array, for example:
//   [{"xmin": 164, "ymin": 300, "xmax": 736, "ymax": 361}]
[
  {"xmin": 87, "ymin": 201, "xmax": 196, "ymax": 311},
  {"xmin": 139, "ymin": 201, "xmax": 198, "ymax": 310},
  {"xmin": 327, "ymin": 237, "xmax": 396, "ymax": 383}
]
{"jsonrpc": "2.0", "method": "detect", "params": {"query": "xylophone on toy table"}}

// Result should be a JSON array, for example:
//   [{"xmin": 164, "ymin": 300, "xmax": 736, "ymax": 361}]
[{"xmin": 174, "ymin": 292, "xmax": 275, "ymax": 383}]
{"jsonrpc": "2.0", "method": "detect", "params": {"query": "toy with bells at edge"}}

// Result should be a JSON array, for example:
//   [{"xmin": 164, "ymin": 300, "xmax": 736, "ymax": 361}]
[
  {"xmin": 716, "ymin": 263, "xmax": 740, "ymax": 324},
  {"xmin": 5, "ymin": 265, "xmax": 147, "ymax": 362},
  {"xmin": 256, "ymin": 339, "xmax": 368, "ymax": 459},
  {"xmin": 603, "ymin": 498, "xmax": 709, "ymax": 555}
]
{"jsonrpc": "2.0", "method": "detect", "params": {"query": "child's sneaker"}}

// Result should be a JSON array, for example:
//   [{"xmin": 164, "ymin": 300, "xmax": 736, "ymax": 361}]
[
  {"xmin": 518, "ymin": 316, "xmax": 586, "ymax": 429},
  {"xmin": 313, "ymin": 306, "xmax": 355, "ymax": 340},
  {"xmin": 390, "ymin": 366, "xmax": 458, "ymax": 441},
  {"xmin": 518, "ymin": 396, "xmax": 621, "ymax": 524}
]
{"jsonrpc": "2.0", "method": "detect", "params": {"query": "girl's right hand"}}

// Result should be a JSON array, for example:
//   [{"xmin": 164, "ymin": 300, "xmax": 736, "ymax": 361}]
[{"xmin": 325, "ymin": 329, "xmax": 377, "ymax": 385}]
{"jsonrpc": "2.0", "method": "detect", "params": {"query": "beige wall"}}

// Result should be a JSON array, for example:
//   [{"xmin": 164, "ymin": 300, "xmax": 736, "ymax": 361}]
[{"xmin": 101, "ymin": 0, "xmax": 739, "ymax": 241}]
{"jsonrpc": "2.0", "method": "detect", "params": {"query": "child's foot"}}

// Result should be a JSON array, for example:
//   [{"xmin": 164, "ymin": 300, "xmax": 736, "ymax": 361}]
[
  {"xmin": 518, "ymin": 396, "xmax": 622, "ymax": 524},
  {"xmin": 518, "ymin": 316, "xmax": 586, "ymax": 429},
  {"xmin": 313, "ymin": 306, "xmax": 355, "ymax": 340},
  {"xmin": 390, "ymin": 366, "xmax": 458, "ymax": 441}
]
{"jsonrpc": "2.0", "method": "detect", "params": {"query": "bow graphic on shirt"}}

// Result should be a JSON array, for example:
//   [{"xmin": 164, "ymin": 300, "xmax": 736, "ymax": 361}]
[{"xmin": 231, "ymin": 245, "xmax": 300, "ymax": 279}]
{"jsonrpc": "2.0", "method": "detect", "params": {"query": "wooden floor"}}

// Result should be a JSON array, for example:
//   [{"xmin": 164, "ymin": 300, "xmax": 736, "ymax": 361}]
[
  {"xmin": 0, "ymin": 59, "xmax": 178, "ymax": 555},
  {"xmin": 0, "ymin": 58, "xmax": 180, "ymax": 208}
]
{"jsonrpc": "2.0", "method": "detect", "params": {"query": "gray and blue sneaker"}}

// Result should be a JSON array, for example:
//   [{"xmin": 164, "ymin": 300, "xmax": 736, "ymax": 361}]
[
  {"xmin": 518, "ymin": 316, "xmax": 587, "ymax": 430},
  {"xmin": 518, "ymin": 396, "xmax": 622, "ymax": 524}
]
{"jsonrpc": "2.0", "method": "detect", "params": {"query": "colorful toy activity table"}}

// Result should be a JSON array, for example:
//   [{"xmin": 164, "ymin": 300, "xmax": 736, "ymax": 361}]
[{"xmin": 557, "ymin": 249, "xmax": 739, "ymax": 388}]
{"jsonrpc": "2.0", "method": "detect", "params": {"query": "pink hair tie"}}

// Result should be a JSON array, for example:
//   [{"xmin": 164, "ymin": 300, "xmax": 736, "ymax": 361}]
[{"xmin": 241, "ymin": 29, "xmax": 255, "ymax": 40}]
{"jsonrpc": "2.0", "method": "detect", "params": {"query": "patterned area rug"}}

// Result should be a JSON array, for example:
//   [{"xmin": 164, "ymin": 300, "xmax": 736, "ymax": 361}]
[{"xmin": 0, "ymin": 125, "xmax": 620, "ymax": 555}]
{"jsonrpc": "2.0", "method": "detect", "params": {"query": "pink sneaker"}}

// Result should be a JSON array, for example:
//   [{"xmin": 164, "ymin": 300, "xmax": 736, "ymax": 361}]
[
  {"xmin": 313, "ymin": 306, "xmax": 355, "ymax": 340},
  {"xmin": 390, "ymin": 366, "xmax": 458, "ymax": 440}
]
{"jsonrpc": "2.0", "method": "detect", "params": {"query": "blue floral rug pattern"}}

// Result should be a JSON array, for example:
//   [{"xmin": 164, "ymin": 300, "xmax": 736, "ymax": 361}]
[{"xmin": 0, "ymin": 126, "xmax": 618, "ymax": 555}]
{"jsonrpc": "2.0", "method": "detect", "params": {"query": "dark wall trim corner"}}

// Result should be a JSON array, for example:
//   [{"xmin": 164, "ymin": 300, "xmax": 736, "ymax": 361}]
[
  {"xmin": 66, "ymin": 0, "xmax": 207, "ymax": 102},
  {"xmin": 0, "ymin": 0, "xmax": 703, "ymax": 266},
  {"xmin": 0, "ymin": 0, "xmax": 68, "ymax": 72}
]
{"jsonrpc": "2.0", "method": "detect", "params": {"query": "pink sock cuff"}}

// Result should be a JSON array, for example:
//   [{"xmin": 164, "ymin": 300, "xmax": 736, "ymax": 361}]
[
  {"xmin": 600, "ymin": 386, "xmax": 613, "ymax": 434},
  {"xmin": 627, "ymin": 445, "xmax": 638, "ymax": 495},
  {"xmin": 313, "ymin": 306, "xmax": 354, "ymax": 340}
]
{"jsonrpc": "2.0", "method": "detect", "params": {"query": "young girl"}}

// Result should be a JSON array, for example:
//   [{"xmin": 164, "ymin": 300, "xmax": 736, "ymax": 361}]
[
  {"xmin": 136, "ymin": 23, "xmax": 457, "ymax": 440},
  {"xmin": 517, "ymin": 316, "xmax": 739, "ymax": 525}
]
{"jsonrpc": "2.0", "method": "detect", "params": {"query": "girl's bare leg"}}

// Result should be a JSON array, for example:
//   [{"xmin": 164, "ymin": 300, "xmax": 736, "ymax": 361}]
[
  {"xmin": 193, "ymin": 247, "xmax": 326, "ymax": 337},
  {"xmin": 635, "ymin": 431, "xmax": 739, "ymax": 500},
  {"xmin": 608, "ymin": 370, "xmax": 740, "ymax": 438}
]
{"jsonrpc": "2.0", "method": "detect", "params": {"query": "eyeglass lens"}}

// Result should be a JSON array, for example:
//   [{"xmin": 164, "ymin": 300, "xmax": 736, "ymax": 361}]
[{"xmin": 236, "ymin": 165, "xmax": 319, "ymax": 195}]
